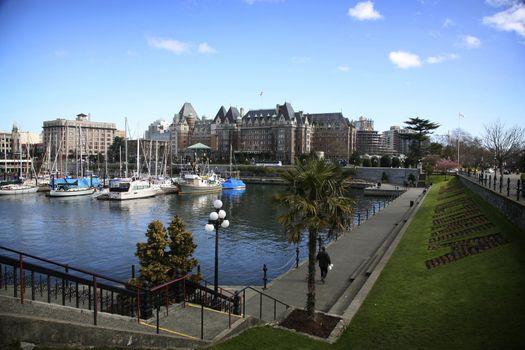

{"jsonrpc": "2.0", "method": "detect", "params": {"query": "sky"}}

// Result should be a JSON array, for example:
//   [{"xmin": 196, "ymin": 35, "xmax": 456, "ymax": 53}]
[{"xmin": 1, "ymin": 0, "xmax": 524, "ymax": 139}]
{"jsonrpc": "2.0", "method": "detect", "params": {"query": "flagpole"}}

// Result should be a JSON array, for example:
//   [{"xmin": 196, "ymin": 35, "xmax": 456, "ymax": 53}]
[{"xmin": 457, "ymin": 113, "xmax": 463, "ymax": 165}]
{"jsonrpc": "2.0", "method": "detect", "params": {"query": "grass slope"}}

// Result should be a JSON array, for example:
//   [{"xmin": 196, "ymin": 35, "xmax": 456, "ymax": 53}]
[{"xmin": 211, "ymin": 177, "xmax": 525, "ymax": 350}]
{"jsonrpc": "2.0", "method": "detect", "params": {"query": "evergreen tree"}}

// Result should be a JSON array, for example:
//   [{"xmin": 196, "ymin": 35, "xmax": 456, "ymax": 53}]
[
  {"xmin": 135, "ymin": 217, "xmax": 199, "ymax": 287},
  {"xmin": 403, "ymin": 117, "xmax": 440, "ymax": 162},
  {"xmin": 135, "ymin": 220, "xmax": 171, "ymax": 287},
  {"xmin": 167, "ymin": 216, "xmax": 199, "ymax": 276},
  {"xmin": 380, "ymin": 155, "xmax": 392, "ymax": 167}
]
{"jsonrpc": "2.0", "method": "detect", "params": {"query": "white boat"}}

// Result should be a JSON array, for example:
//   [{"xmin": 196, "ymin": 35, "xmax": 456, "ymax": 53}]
[
  {"xmin": 106, "ymin": 178, "xmax": 158, "ymax": 200},
  {"xmin": 0, "ymin": 183, "xmax": 39, "ymax": 195},
  {"xmin": 159, "ymin": 180, "xmax": 179, "ymax": 194},
  {"xmin": 49, "ymin": 186, "xmax": 96, "ymax": 197},
  {"xmin": 178, "ymin": 173, "xmax": 222, "ymax": 194}
]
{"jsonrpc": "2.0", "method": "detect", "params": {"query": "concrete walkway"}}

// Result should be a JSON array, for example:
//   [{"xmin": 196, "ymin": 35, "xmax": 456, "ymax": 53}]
[{"xmin": 243, "ymin": 186, "xmax": 426, "ymax": 322}]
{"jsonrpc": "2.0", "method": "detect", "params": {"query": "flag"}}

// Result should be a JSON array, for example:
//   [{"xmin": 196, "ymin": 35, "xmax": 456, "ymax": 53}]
[
  {"xmin": 260, "ymin": 90, "xmax": 263, "ymax": 96},
  {"xmin": 459, "ymin": 113, "xmax": 464, "ymax": 118}
]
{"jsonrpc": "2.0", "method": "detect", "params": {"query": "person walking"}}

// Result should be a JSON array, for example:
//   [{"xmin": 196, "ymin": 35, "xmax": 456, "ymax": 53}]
[{"xmin": 316, "ymin": 246, "xmax": 331, "ymax": 283}]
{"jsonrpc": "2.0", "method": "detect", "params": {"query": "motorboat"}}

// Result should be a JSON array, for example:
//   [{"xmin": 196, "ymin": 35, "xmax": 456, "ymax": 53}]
[
  {"xmin": 222, "ymin": 178, "xmax": 246, "ymax": 190},
  {"xmin": 106, "ymin": 178, "xmax": 158, "ymax": 200},
  {"xmin": 177, "ymin": 173, "xmax": 222, "ymax": 194}
]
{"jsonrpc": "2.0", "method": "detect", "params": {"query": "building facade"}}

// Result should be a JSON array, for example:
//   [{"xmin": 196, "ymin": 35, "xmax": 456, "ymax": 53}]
[
  {"xmin": 145, "ymin": 119, "xmax": 170, "ymax": 141},
  {"xmin": 166, "ymin": 102, "xmax": 357, "ymax": 165},
  {"xmin": 307, "ymin": 112, "xmax": 356, "ymax": 162},
  {"xmin": 42, "ymin": 113, "xmax": 119, "ymax": 163}
]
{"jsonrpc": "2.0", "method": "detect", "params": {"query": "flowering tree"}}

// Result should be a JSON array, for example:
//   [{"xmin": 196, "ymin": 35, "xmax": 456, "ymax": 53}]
[{"xmin": 435, "ymin": 159, "xmax": 459, "ymax": 179}]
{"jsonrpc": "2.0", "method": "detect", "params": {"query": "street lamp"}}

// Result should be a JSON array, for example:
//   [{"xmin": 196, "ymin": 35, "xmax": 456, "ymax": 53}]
[{"xmin": 204, "ymin": 199, "xmax": 230, "ymax": 301}]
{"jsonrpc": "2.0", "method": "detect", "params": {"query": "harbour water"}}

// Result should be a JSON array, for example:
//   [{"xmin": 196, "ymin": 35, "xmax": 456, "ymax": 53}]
[{"xmin": 0, "ymin": 185, "xmax": 381, "ymax": 286}]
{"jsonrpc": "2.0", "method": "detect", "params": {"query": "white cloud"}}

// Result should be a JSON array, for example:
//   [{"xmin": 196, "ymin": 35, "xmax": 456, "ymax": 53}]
[
  {"xmin": 348, "ymin": 1, "xmax": 383, "ymax": 21},
  {"xmin": 198, "ymin": 42, "xmax": 217, "ymax": 54},
  {"xmin": 126, "ymin": 50, "xmax": 137, "ymax": 56},
  {"xmin": 483, "ymin": 3, "xmax": 525, "ymax": 38},
  {"xmin": 485, "ymin": 0, "xmax": 515, "ymax": 7},
  {"xmin": 442, "ymin": 18, "xmax": 455, "ymax": 28},
  {"xmin": 291, "ymin": 56, "xmax": 311, "ymax": 64},
  {"xmin": 459, "ymin": 35, "xmax": 482, "ymax": 48},
  {"xmin": 427, "ymin": 53, "xmax": 458, "ymax": 64},
  {"xmin": 147, "ymin": 37, "xmax": 190, "ymax": 54},
  {"xmin": 337, "ymin": 66, "xmax": 349, "ymax": 72},
  {"xmin": 389, "ymin": 51, "xmax": 422, "ymax": 69}
]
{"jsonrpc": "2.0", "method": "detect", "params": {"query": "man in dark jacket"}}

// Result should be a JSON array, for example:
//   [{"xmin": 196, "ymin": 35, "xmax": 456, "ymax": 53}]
[{"xmin": 316, "ymin": 246, "xmax": 331, "ymax": 283}]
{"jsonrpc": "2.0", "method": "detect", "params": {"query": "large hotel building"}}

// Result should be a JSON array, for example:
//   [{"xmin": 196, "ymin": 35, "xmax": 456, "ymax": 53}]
[{"xmin": 166, "ymin": 102, "xmax": 357, "ymax": 164}]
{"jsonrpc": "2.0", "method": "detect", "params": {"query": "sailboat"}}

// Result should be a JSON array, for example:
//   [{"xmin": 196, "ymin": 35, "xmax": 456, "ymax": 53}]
[
  {"xmin": 48, "ymin": 126, "xmax": 99, "ymax": 197},
  {"xmin": 106, "ymin": 125, "xmax": 159, "ymax": 200},
  {"xmin": 1, "ymin": 129, "xmax": 39, "ymax": 195},
  {"xmin": 222, "ymin": 145, "xmax": 246, "ymax": 190}
]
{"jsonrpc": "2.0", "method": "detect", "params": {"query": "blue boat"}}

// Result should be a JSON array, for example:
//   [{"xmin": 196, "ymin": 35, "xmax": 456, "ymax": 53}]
[{"xmin": 222, "ymin": 178, "xmax": 246, "ymax": 190}]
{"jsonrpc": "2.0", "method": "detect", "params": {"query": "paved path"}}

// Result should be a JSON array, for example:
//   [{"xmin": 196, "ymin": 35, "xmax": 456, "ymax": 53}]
[{"xmin": 243, "ymin": 186, "xmax": 426, "ymax": 321}]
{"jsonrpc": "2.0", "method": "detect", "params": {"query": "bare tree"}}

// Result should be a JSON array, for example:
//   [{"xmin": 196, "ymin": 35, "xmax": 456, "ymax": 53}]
[{"xmin": 483, "ymin": 120, "xmax": 525, "ymax": 175}]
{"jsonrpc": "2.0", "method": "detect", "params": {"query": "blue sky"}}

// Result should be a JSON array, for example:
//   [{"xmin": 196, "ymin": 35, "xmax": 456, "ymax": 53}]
[{"xmin": 1, "ymin": 0, "xmax": 524, "ymax": 139}]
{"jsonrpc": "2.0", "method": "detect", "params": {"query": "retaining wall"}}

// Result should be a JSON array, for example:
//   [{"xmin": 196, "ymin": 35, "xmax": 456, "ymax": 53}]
[
  {"xmin": 459, "ymin": 175, "xmax": 525, "ymax": 232},
  {"xmin": 355, "ymin": 167, "xmax": 419, "ymax": 185}
]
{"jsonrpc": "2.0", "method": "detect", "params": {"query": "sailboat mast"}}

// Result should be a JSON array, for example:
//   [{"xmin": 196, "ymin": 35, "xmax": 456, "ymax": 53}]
[
  {"xmin": 125, "ymin": 117, "xmax": 128, "ymax": 178},
  {"xmin": 155, "ymin": 140, "xmax": 158, "ymax": 178},
  {"xmin": 136, "ymin": 133, "xmax": 140, "ymax": 177},
  {"xmin": 80, "ymin": 126, "xmax": 83, "ymax": 177}
]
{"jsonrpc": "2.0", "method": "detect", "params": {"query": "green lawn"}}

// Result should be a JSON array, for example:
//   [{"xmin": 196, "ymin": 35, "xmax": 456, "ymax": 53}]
[{"xmin": 210, "ymin": 177, "xmax": 525, "ymax": 350}]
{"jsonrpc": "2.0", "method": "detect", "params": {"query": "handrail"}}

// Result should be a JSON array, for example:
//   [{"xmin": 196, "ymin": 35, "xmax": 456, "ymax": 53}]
[
  {"xmin": 0, "ymin": 245, "xmax": 142, "ymax": 290},
  {"xmin": 150, "ymin": 274, "xmax": 189, "ymax": 292},
  {"xmin": 238, "ymin": 285, "xmax": 290, "ymax": 308}
]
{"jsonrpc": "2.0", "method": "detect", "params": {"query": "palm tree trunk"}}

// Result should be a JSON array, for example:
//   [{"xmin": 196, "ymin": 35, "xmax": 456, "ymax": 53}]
[{"xmin": 306, "ymin": 229, "xmax": 317, "ymax": 320}]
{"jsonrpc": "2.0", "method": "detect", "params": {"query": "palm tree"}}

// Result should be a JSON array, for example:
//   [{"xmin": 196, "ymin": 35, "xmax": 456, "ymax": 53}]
[{"xmin": 274, "ymin": 157, "xmax": 354, "ymax": 319}]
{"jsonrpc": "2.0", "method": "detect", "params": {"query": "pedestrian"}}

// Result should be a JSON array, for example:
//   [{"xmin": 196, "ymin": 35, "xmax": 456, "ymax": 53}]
[{"xmin": 316, "ymin": 246, "xmax": 331, "ymax": 283}]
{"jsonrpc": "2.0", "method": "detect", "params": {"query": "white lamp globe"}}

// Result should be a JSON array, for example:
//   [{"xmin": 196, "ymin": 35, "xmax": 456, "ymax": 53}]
[
  {"xmin": 221, "ymin": 220, "xmax": 230, "ymax": 228},
  {"xmin": 209, "ymin": 212, "xmax": 219, "ymax": 221},
  {"xmin": 213, "ymin": 199, "xmax": 223, "ymax": 209},
  {"xmin": 218, "ymin": 209, "xmax": 226, "ymax": 219},
  {"xmin": 205, "ymin": 224, "xmax": 214, "ymax": 232}
]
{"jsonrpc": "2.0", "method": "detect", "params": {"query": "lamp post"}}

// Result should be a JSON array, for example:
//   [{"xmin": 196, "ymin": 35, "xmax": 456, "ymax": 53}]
[{"xmin": 204, "ymin": 199, "xmax": 230, "ymax": 300}]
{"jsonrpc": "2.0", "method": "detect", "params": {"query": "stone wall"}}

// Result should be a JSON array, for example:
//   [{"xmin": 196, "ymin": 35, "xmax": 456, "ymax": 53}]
[
  {"xmin": 355, "ymin": 167, "xmax": 420, "ymax": 185},
  {"xmin": 459, "ymin": 175, "xmax": 525, "ymax": 232}
]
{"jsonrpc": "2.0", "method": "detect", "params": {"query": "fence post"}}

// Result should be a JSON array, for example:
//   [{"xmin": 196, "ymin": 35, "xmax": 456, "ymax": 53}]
[
  {"xmin": 201, "ymin": 302, "xmax": 204, "ymax": 340},
  {"xmin": 499, "ymin": 176, "xmax": 503, "ymax": 193},
  {"xmin": 156, "ymin": 292, "xmax": 160, "ymax": 334},
  {"xmin": 295, "ymin": 247, "xmax": 299, "ymax": 268},
  {"xmin": 373, "ymin": 204, "xmax": 376, "ymax": 215},
  {"xmin": 263, "ymin": 264, "xmax": 268, "ymax": 290},
  {"xmin": 358, "ymin": 212, "xmax": 361, "ymax": 226},
  {"xmin": 19, "ymin": 254, "xmax": 24, "ymax": 304},
  {"xmin": 93, "ymin": 276, "xmax": 97, "ymax": 326},
  {"xmin": 518, "ymin": 180, "xmax": 521, "ymax": 201}
]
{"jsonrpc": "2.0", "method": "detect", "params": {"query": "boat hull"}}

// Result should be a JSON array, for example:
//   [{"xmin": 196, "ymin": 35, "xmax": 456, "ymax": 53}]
[
  {"xmin": 108, "ymin": 190, "xmax": 158, "ymax": 200},
  {"xmin": 48, "ymin": 188, "xmax": 96, "ymax": 197},
  {"xmin": 178, "ymin": 184, "xmax": 222, "ymax": 194},
  {"xmin": 0, "ymin": 186, "xmax": 39, "ymax": 195}
]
